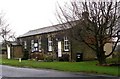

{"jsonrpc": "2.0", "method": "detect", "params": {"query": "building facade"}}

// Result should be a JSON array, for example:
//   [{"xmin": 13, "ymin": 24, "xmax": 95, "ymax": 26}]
[{"xmin": 17, "ymin": 23, "xmax": 98, "ymax": 61}]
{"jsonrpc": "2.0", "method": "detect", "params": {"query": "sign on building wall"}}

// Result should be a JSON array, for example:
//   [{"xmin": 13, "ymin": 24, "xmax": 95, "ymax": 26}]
[{"xmin": 58, "ymin": 41, "xmax": 62, "ymax": 57}]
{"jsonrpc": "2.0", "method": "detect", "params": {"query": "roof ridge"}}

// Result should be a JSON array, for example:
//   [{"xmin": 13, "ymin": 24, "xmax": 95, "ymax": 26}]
[
  {"xmin": 18, "ymin": 21, "xmax": 71, "ymax": 38},
  {"xmin": 29, "ymin": 23, "xmax": 62, "ymax": 32}
]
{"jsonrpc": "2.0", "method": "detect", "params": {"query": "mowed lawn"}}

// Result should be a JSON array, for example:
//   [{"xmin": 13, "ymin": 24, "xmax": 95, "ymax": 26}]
[{"xmin": 0, "ymin": 58, "xmax": 119, "ymax": 76}]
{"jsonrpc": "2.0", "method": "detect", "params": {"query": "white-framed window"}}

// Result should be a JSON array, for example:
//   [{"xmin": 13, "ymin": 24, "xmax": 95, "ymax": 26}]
[
  {"xmin": 64, "ymin": 36, "xmax": 69, "ymax": 51},
  {"xmin": 38, "ymin": 37, "xmax": 42, "ymax": 52},
  {"xmin": 24, "ymin": 41, "xmax": 27, "ymax": 49},
  {"xmin": 48, "ymin": 37, "xmax": 52, "ymax": 51},
  {"xmin": 31, "ymin": 40, "xmax": 34, "ymax": 52}
]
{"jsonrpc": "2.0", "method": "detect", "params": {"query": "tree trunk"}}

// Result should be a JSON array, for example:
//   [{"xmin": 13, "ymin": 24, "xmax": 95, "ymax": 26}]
[
  {"xmin": 97, "ymin": 48, "xmax": 107, "ymax": 65},
  {"xmin": 97, "ymin": 55, "xmax": 106, "ymax": 65}
]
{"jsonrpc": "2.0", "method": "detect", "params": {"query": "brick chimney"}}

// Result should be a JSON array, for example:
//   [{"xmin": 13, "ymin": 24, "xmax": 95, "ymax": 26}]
[{"xmin": 82, "ymin": 11, "xmax": 89, "ymax": 20}]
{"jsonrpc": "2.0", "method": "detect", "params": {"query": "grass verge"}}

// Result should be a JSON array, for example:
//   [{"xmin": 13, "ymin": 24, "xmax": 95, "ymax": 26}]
[{"xmin": 0, "ymin": 58, "xmax": 119, "ymax": 76}]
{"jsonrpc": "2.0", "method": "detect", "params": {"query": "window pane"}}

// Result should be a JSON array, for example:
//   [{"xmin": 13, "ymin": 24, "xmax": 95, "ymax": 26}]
[{"xmin": 64, "ymin": 36, "xmax": 69, "ymax": 51}]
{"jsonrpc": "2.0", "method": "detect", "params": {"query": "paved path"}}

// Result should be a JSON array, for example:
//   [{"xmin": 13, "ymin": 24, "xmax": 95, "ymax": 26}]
[{"xmin": 0, "ymin": 65, "xmax": 119, "ymax": 79}]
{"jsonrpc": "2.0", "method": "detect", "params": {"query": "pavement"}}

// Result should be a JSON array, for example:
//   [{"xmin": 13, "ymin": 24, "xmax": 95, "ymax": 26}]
[{"xmin": 0, "ymin": 65, "xmax": 119, "ymax": 79}]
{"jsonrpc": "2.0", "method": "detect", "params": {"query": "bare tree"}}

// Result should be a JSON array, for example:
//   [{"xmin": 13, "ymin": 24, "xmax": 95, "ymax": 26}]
[
  {"xmin": 0, "ymin": 12, "xmax": 16, "ymax": 44},
  {"xmin": 56, "ymin": 1, "xmax": 120, "ymax": 65}
]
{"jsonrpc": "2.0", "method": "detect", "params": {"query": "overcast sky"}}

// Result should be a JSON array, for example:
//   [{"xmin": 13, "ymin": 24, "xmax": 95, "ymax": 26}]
[
  {"xmin": 0, "ymin": 0, "xmax": 118, "ymax": 38},
  {"xmin": 0, "ymin": 0, "xmax": 69, "ymax": 37}
]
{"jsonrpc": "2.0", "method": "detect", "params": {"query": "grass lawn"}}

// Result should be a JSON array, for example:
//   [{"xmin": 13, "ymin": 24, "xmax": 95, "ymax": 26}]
[{"xmin": 0, "ymin": 58, "xmax": 119, "ymax": 76}]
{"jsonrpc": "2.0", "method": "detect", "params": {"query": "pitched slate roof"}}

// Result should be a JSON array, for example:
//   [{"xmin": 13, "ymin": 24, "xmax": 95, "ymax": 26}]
[{"xmin": 18, "ymin": 23, "xmax": 70, "ymax": 38}]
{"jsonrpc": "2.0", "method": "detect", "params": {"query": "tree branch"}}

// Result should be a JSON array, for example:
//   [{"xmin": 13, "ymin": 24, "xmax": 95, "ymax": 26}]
[{"xmin": 105, "ymin": 38, "xmax": 119, "ymax": 58}]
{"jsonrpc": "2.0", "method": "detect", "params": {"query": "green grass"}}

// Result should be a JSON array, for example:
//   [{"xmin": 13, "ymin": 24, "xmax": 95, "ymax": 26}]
[{"xmin": 0, "ymin": 58, "xmax": 119, "ymax": 76}]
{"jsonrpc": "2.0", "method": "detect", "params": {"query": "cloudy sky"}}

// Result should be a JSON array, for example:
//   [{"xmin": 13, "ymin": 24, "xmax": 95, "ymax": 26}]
[
  {"xmin": 0, "ymin": 0, "xmax": 69, "ymax": 37},
  {"xmin": 0, "ymin": 0, "xmax": 118, "ymax": 37}
]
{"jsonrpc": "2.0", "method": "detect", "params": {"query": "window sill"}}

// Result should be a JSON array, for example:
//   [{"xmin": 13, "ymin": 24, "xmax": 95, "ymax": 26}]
[{"xmin": 63, "ymin": 50, "xmax": 70, "ymax": 52}]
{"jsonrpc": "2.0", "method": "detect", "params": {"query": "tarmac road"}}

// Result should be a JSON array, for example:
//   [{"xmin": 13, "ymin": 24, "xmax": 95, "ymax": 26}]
[{"xmin": 0, "ymin": 65, "xmax": 119, "ymax": 79}]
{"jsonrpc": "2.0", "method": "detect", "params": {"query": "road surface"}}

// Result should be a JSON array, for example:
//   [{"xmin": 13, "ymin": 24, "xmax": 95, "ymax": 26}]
[{"xmin": 0, "ymin": 65, "xmax": 118, "ymax": 79}]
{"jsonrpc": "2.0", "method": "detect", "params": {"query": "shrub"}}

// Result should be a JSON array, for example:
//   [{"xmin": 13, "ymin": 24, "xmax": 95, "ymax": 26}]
[
  {"xmin": 44, "ymin": 55, "xmax": 53, "ymax": 62},
  {"xmin": 22, "ymin": 49, "xmax": 29, "ymax": 60},
  {"xmin": 30, "ymin": 53, "xmax": 44, "ymax": 61},
  {"xmin": 59, "ymin": 54, "xmax": 69, "ymax": 61}
]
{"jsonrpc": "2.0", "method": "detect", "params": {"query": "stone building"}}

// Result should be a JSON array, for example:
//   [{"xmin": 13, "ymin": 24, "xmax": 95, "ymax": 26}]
[{"xmin": 17, "ymin": 23, "xmax": 97, "ymax": 61}]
